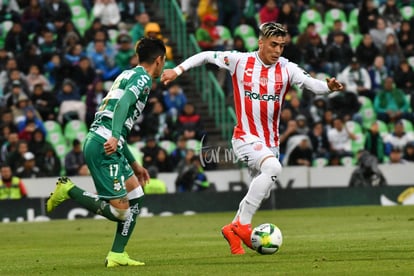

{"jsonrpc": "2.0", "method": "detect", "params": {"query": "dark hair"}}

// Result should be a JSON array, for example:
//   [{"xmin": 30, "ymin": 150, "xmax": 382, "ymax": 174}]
[
  {"xmin": 135, "ymin": 37, "xmax": 166, "ymax": 64},
  {"xmin": 259, "ymin": 22, "xmax": 287, "ymax": 38}
]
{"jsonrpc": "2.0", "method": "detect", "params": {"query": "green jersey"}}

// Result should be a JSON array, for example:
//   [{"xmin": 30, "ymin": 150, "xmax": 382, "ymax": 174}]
[{"xmin": 90, "ymin": 66, "xmax": 152, "ymax": 146}]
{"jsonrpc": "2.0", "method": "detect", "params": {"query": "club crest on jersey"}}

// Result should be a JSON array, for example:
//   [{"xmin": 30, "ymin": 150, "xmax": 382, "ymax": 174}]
[
  {"xmin": 274, "ymin": 82, "xmax": 283, "ymax": 93},
  {"xmin": 260, "ymin": 77, "xmax": 268, "ymax": 86},
  {"xmin": 143, "ymin": 86, "xmax": 150, "ymax": 94},
  {"xmin": 223, "ymin": 56, "xmax": 229, "ymax": 66}
]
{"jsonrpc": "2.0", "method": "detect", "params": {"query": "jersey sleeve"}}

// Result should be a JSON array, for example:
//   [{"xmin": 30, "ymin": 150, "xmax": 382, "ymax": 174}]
[
  {"xmin": 111, "ymin": 90, "xmax": 137, "ymax": 139},
  {"xmin": 287, "ymin": 62, "xmax": 330, "ymax": 95},
  {"xmin": 179, "ymin": 51, "xmax": 242, "ymax": 75}
]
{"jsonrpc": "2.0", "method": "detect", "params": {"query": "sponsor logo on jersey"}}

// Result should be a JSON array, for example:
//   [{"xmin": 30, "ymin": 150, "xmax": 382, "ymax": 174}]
[
  {"xmin": 245, "ymin": 68, "xmax": 253, "ymax": 77},
  {"xmin": 244, "ymin": 91, "xmax": 280, "ymax": 102},
  {"xmin": 224, "ymin": 56, "xmax": 229, "ymax": 66}
]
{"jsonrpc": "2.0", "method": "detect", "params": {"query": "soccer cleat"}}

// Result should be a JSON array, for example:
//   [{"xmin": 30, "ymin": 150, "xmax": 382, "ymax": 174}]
[
  {"xmin": 105, "ymin": 251, "xmax": 145, "ymax": 267},
  {"xmin": 46, "ymin": 177, "xmax": 75, "ymax": 213},
  {"xmin": 231, "ymin": 218, "xmax": 253, "ymax": 249},
  {"xmin": 221, "ymin": 223, "xmax": 245, "ymax": 254}
]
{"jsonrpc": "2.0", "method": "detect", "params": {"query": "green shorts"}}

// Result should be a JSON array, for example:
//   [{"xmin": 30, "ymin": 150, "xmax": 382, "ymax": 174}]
[{"xmin": 83, "ymin": 134, "xmax": 134, "ymax": 200}]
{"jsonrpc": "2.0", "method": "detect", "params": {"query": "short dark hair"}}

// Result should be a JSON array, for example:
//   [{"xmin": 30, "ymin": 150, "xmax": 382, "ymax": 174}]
[
  {"xmin": 259, "ymin": 22, "xmax": 287, "ymax": 39},
  {"xmin": 135, "ymin": 37, "xmax": 166, "ymax": 64}
]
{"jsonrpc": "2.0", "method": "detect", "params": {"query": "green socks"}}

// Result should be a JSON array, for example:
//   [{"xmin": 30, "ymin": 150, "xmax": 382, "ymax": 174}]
[{"xmin": 111, "ymin": 197, "xmax": 143, "ymax": 253}]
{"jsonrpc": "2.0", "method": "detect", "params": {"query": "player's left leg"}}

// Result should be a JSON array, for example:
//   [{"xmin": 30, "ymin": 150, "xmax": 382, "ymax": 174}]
[
  {"xmin": 230, "ymin": 140, "xmax": 282, "ymax": 249},
  {"xmin": 106, "ymin": 174, "xmax": 145, "ymax": 267}
]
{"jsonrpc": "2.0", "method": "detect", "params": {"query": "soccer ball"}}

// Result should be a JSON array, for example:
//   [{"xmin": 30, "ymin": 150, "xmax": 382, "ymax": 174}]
[{"xmin": 251, "ymin": 223, "xmax": 283, "ymax": 255}]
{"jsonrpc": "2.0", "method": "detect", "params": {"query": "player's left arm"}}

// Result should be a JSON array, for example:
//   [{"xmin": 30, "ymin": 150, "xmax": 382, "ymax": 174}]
[{"xmin": 287, "ymin": 63, "xmax": 344, "ymax": 94}]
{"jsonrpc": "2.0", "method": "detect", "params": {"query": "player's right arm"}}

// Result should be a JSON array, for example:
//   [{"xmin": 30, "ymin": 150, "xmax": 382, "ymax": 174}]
[{"xmin": 161, "ymin": 51, "xmax": 240, "ymax": 85}]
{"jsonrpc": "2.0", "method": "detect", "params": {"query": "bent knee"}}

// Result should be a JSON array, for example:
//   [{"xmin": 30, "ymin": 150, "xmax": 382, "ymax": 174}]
[
  {"xmin": 260, "ymin": 156, "xmax": 282, "ymax": 176},
  {"xmin": 110, "ymin": 205, "xmax": 131, "ymax": 221}
]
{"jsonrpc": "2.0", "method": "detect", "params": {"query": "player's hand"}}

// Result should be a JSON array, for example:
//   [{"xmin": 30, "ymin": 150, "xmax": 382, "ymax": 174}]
[
  {"xmin": 104, "ymin": 137, "xmax": 118, "ymax": 155},
  {"xmin": 134, "ymin": 165, "xmax": 150, "ymax": 186},
  {"xmin": 160, "ymin": 69, "xmax": 178, "ymax": 85},
  {"xmin": 326, "ymin": 77, "xmax": 344, "ymax": 92}
]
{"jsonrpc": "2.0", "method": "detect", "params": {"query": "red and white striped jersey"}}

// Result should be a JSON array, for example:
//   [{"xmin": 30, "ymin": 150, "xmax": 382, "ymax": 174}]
[{"xmin": 179, "ymin": 51, "xmax": 330, "ymax": 147}]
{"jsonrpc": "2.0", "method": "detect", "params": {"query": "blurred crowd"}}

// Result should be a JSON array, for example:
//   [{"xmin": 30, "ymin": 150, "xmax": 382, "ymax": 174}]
[{"xmin": 1, "ymin": 0, "xmax": 414, "ymax": 191}]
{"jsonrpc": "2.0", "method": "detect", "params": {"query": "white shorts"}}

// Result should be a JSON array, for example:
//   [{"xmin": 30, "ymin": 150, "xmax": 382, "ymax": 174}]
[{"xmin": 232, "ymin": 134, "xmax": 280, "ymax": 171}]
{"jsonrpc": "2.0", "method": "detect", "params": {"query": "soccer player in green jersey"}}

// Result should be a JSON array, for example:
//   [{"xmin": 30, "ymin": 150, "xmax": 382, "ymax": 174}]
[{"xmin": 47, "ymin": 37, "xmax": 166, "ymax": 267}]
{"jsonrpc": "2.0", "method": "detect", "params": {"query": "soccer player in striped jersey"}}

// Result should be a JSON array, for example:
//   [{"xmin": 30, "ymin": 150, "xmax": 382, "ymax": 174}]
[
  {"xmin": 47, "ymin": 37, "xmax": 166, "ymax": 266},
  {"xmin": 161, "ymin": 22, "xmax": 344, "ymax": 254}
]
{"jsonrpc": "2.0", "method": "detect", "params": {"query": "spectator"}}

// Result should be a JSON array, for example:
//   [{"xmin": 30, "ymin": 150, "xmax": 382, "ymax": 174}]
[
  {"xmin": 277, "ymin": 1, "xmax": 299, "ymax": 37},
  {"xmin": 403, "ymin": 142, "xmax": 414, "ymax": 162},
  {"xmin": 195, "ymin": 14, "xmax": 223, "ymax": 51},
  {"xmin": 28, "ymin": 128, "xmax": 54, "ymax": 165},
  {"xmin": 397, "ymin": 20, "xmax": 414, "ymax": 57},
  {"xmin": 325, "ymin": 31, "xmax": 354, "ymax": 77},
  {"xmin": 309, "ymin": 96, "xmax": 328, "ymax": 124},
  {"xmin": 303, "ymin": 32, "xmax": 328, "ymax": 74},
  {"xmin": 162, "ymin": 82, "xmax": 187, "ymax": 117},
  {"xmin": 140, "ymin": 100, "xmax": 176, "ymax": 141},
  {"xmin": 387, "ymin": 147, "xmax": 407, "ymax": 164},
  {"xmin": 368, "ymin": 55, "xmax": 390, "ymax": 94},
  {"xmin": 308, "ymin": 120, "xmax": 331, "ymax": 160},
  {"xmin": 44, "ymin": 53, "xmax": 66, "ymax": 89},
  {"xmin": 40, "ymin": 0, "xmax": 72, "ymax": 31},
  {"xmin": 327, "ymin": 116, "xmax": 357, "ymax": 163},
  {"xmin": 17, "ymin": 107, "xmax": 46, "ymax": 142},
  {"xmin": 25, "ymin": 64, "xmax": 52, "ymax": 94},
  {"xmin": 21, "ymin": 0, "xmax": 43, "ymax": 35},
  {"xmin": 369, "ymin": 17, "xmax": 396, "ymax": 53},
  {"xmin": 295, "ymin": 114, "xmax": 310, "ymax": 135},
  {"xmin": 217, "ymin": 0, "xmax": 241, "ymax": 33},
  {"xmin": 143, "ymin": 166, "xmax": 167, "ymax": 194},
  {"xmin": 379, "ymin": 0, "xmax": 402, "ymax": 30},
  {"xmin": 259, "ymin": 0, "xmax": 279, "ymax": 25},
  {"xmin": 56, "ymin": 78, "xmax": 86, "ymax": 124},
  {"xmin": 6, "ymin": 139, "xmax": 30, "ymax": 173},
  {"xmin": 16, "ymin": 151, "xmax": 42, "ymax": 178},
  {"xmin": 284, "ymin": 135, "xmax": 313, "ymax": 167},
  {"xmin": 83, "ymin": 18, "xmax": 109, "ymax": 46},
  {"xmin": 141, "ymin": 136, "xmax": 163, "ymax": 169},
  {"xmin": 233, "ymin": 35, "xmax": 248, "ymax": 53},
  {"xmin": 0, "ymin": 164, "xmax": 28, "ymax": 199},
  {"xmin": 130, "ymin": 12, "xmax": 149, "ymax": 43},
  {"xmin": 296, "ymin": 22, "xmax": 317, "ymax": 53},
  {"xmin": 355, "ymin": 33, "xmax": 381, "ymax": 69},
  {"xmin": 170, "ymin": 135, "xmax": 188, "ymax": 165},
  {"xmin": 16, "ymin": 42, "xmax": 44, "ymax": 75},
  {"xmin": 196, "ymin": 0, "xmax": 218, "ymax": 22},
  {"xmin": 383, "ymin": 33, "xmax": 404, "ymax": 73},
  {"xmin": 31, "ymin": 83, "xmax": 57, "ymax": 121},
  {"xmin": 326, "ymin": 19, "xmax": 351, "ymax": 47},
  {"xmin": 175, "ymin": 149, "xmax": 198, "ymax": 192},
  {"xmin": 155, "ymin": 148, "xmax": 174, "ymax": 173},
  {"xmin": 70, "ymin": 56, "xmax": 97, "ymax": 96},
  {"xmin": 374, "ymin": 77, "xmax": 410, "ymax": 124},
  {"xmin": 279, "ymin": 119, "xmax": 299, "ymax": 161},
  {"xmin": 0, "ymin": 57, "xmax": 19, "ymax": 92},
  {"xmin": 384, "ymin": 120, "xmax": 414, "ymax": 153},
  {"xmin": 85, "ymin": 78, "xmax": 108, "ymax": 127},
  {"xmin": 3, "ymin": 69, "xmax": 30, "ymax": 97},
  {"xmin": 0, "ymin": 132, "xmax": 19, "ymax": 164},
  {"xmin": 394, "ymin": 59, "xmax": 414, "ymax": 95},
  {"xmin": 64, "ymin": 43, "xmax": 85, "ymax": 67},
  {"xmin": 40, "ymin": 147, "xmax": 62, "ymax": 177},
  {"xmin": 65, "ymin": 139, "xmax": 88, "ymax": 176},
  {"xmin": 5, "ymin": 81, "xmax": 29, "ymax": 109},
  {"xmin": 87, "ymin": 40, "xmax": 121, "ymax": 81},
  {"xmin": 177, "ymin": 103, "xmax": 205, "ymax": 141},
  {"xmin": 358, "ymin": 0, "xmax": 380, "ymax": 34},
  {"xmin": 4, "ymin": 21, "xmax": 29, "ymax": 56},
  {"xmin": 118, "ymin": 0, "xmax": 146, "ymax": 24},
  {"xmin": 348, "ymin": 150, "xmax": 387, "ymax": 187},
  {"xmin": 364, "ymin": 121, "xmax": 386, "ymax": 163},
  {"xmin": 282, "ymin": 33, "xmax": 302, "ymax": 65},
  {"xmin": 115, "ymin": 34, "xmax": 135, "ymax": 71},
  {"xmin": 92, "ymin": 0, "xmax": 121, "ymax": 29},
  {"xmin": 38, "ymin": 29, "xmax": 59, "ymax": 64}
]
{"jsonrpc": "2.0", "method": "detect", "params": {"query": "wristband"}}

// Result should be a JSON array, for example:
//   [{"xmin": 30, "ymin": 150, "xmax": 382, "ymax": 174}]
[{"xmin": 173, "ymin": 66, "xmax": 184, "ymax": 76}]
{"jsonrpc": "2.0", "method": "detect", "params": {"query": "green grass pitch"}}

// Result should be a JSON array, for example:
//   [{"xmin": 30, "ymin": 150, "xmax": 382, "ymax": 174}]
[{"xmin": 1, "ymin": 205, "xmax": 414, "ymax": 275}]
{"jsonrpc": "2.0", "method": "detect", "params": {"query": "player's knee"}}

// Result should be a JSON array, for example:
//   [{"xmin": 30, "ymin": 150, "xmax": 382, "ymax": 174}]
[
  {"xmin": 260, "ymin": 156, "xmax": 282, "ymax": 177},
  {"xmin": 110, "ymin": 205, "xmax": 131, "ymax": 221}
]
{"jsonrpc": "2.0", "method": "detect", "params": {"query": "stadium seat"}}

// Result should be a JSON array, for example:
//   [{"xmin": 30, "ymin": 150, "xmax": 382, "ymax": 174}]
[
  {"xmin": 233, "ymin": 24, "xmax": 258, "ymax": 51},
  {"xmin": 0, "ymin": 20, "xmax": 13, "ymax": 48},
  {"xmin": 346, "ymin": 120, "xmax": 365, "ymax": 154},
  {"xmin": 127, "ymin": 144, "xmax": 143, "ymax": 166},
  {"xmin": 376, "ymin": 120, "xmax": 389, "ymax": 139},
  {"xmin": 70, "ymin": 5, "xmax": 91, "ymax": 35},
  {"xmin": 133, "ymin": 141, "xmax": 145, "ymax": 151},
  {"xmin": 400, "ymin": 119, "xmax": 414, "ymax": 134},
  {"xmin": 186, "ymin": 139, "xmax": 202, "ymax": 154},
  {"xmin": 312, "ymin": 157, "xmax": 329, "ymax": 167},
  {"xmin": 63, "ymin": 119, "xmax": 88, "ymax": 144},
  {"xmin": 44, "ymin": 120, "xmax": 66, "ymax": 144},
  {"xmin": 158, "ymin": 140, "xmax": 177, "ymax": 154},
  {"xmin": 324, "ymin": 8, "xmax": 347, "ymax": 31},
  {"xmin": 298, "ymin": 9, "xmax": 323, "ymax": 33},
  {"xmin": 216, "ymin": 25, "xmax": 232, "ymax": 41},
  {"xmin": 407, "ymin": 56, "xmax": 414, "ymax": 70},
  {"xmin": 400, "ymin": 6, "xmax": 414, "ymax": 20},
  {"xmin": 349, "ymin": 33, "xmax": 363, "ymax": 50},
  {"xmin": 357, "ymin": 96, "xmax": 377, "ymax": 129},
  {"xmin": 66, "ymin": 0, "xmax": 83, "ymax": 6},
  {"xmin": 347, "ymin": 8, "xmax": 359, "ymax": 33},
  {"xmin": 340, "ymin": 156, "xmax": 354, "ymax": 167}
]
